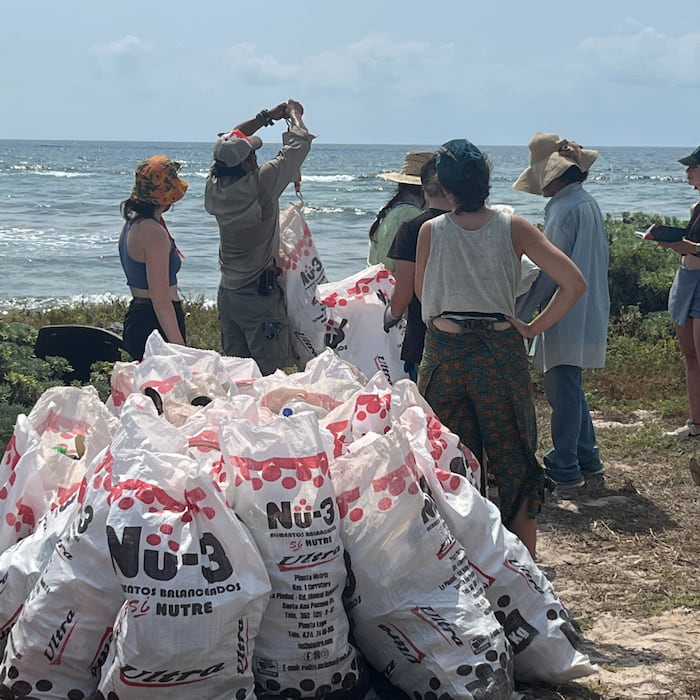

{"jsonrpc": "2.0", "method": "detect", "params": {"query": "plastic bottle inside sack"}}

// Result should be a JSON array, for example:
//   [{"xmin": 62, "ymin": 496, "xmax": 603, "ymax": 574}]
[{"xmin": 281, "ymin": 400, "xmax": 329, "ymax": 419}]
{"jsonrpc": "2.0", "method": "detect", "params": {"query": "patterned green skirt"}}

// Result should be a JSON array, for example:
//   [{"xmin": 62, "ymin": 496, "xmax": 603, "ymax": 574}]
[{"xmin": 418, "ymin": 325, "xmax": 547, "ymax": 526}]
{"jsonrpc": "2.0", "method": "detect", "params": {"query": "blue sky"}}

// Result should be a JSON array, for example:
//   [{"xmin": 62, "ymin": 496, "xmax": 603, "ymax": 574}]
[{"xmin": 2, "ymin": 0, "xmax": 698, "ymax": 146}]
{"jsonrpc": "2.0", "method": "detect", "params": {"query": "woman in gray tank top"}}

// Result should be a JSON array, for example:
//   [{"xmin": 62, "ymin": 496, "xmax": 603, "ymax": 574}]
[{"xmin": 414, "ymin": 139, "xmax": 586, "ymax": 558}]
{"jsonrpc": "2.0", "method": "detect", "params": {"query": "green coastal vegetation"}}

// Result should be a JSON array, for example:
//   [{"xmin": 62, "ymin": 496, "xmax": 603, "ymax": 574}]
[{"xmin": 0, "ymin": 211, "xmax": 688, "ymax": 447}]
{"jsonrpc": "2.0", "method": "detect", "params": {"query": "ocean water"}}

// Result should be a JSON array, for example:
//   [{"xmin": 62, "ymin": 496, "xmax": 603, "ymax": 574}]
[{"xmin": 0, "ymin": 139, "xmax": 695, "ymax": 309}]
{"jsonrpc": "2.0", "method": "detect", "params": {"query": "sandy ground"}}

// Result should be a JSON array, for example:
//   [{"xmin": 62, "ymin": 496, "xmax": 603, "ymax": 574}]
[
  {"xmin": 516, "ymin": 406, "xmax": 700, "ymax": 700},
  {"xmin": 535, "ymin": 531, "xmax": 700, "ymax": 699}
]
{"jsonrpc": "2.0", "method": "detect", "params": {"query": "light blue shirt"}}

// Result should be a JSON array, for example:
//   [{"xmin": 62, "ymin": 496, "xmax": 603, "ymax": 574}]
[{"xmin": 516, "ymin": 182, "xmax": 610, "ymax": 371}]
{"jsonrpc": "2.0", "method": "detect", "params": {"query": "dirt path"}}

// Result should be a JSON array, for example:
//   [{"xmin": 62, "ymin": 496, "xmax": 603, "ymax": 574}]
[{"xmin": 517, "ymin": 421, "xmax": 700, "ymax": 700}]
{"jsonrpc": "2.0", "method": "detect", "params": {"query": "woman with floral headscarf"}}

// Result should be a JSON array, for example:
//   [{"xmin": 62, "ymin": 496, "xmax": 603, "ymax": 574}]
[{"xmin": 118, "ymin": 155, "xmax": 189, "ymax": 360}]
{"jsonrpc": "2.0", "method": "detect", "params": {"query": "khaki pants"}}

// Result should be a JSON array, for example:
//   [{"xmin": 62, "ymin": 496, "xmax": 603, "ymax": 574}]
[{"xmin": 217, "ymin": 279, "xmax": 294, "ymax": 376}]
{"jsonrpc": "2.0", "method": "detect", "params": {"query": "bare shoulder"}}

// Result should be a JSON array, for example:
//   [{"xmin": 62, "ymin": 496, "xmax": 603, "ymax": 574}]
[
  {"xmin": 418, "ymin": 219, "xmax": 433, "ymax": 237},
  {"xmin": 132, "ymin": 218, "xmax": 168, "ymax": 240},
  {"xmin": 137, "ymin": 217, "xmax": 167, "ymax": 233},
  {"xmin": 129, "ymin": 218, "xmax": 170, "ymax": 255},
  {"xmin": 510, "ymin": 214, "xmax": 540, "ymax": 235}
]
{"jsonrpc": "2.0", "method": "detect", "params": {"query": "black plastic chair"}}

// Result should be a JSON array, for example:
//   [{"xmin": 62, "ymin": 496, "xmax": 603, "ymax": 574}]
[{"xmin": 34, "ymin": 325, "xmax": 123, "ymax": 382}]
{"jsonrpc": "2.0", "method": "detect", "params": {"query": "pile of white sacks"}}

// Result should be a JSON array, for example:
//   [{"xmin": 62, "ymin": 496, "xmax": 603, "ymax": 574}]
[{"xmin": 0, "ymin": 332, "xmax": 597, "ymax": 699}]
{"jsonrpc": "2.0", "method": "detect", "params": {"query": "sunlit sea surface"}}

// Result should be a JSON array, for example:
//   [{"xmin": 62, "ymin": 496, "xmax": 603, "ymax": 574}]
[{"xmin": 0, "ymin": 140, "xmax": 695, "ymax": 310}]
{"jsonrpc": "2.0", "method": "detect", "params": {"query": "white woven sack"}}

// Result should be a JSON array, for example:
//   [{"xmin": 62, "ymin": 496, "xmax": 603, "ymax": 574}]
[
  {"xmin": 108, "ymin": 331, "xmax": 242, "ymax": 423},
  {"xmin": 0, "ymin": 446, "xmax": 122, "ymax": 698},
  {"xmin": 331, "ymin": 429, "xmax": 514, "ymax": 698},
  {"xmin": 0, "ymin": 488, "xmax": 80, "ymax": 655},
  {"xmin": 401, "ymin": 406, "xmax": 598, "ymax": 683},
  {"xmin": 0, "ymin": 385, "xmax": 116, "ymax": 554},
  {"xmin": 219, "ymin": 412, "xmax": 370, "ymax": 698},
  {"xmin": 278, "ymin": 203, "xmax": 329, "ymax": 368},
  {"xmin": 317, "ymin": 265, "xmax": 407, "ymax": 383},
  {"xmin": 97, "ymin": 446, "xmax": 270, "ymax": 697},
  {"xmin": 0, "ymin": 396, "xmax": 173, "ymax": 697}
]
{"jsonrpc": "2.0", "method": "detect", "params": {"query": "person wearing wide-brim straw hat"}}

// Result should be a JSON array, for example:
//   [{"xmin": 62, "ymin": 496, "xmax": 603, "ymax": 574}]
[
  {"xmin": 655, "ymin": 145, "xmax": 700, "ymax": 438},
  {"xmin": 512, "ymin": 133, "xmax": 599, "ymax": 196},
  {"xmin": 367, "ymin": 151, "xmax": 433, "ymax": 271},
  {"xmin": 514, "ymin": 132, "xmax": 610, "ymax": 490},
  {"xmin": 118, "ymin": 155, "xmax": 189, "ymax": 360}
]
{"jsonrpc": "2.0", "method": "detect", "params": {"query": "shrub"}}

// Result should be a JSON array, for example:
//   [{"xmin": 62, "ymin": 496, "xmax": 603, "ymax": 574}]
[{"xmin": 606, "ymin": 213, "xmax": 681, "ymax": 316}]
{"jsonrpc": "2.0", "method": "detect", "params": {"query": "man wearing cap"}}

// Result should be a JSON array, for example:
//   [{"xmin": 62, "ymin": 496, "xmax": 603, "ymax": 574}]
[
  {"xmin": 205, "ymin": 99, "xmax": 314, "ymax": 375},
  {"xmin": 514, "ymin": 133, "xmax": 610, "ymax": 489},
  {"xmin": 658, "ymin": 146, "xmax": 700, "ymax": 438}
]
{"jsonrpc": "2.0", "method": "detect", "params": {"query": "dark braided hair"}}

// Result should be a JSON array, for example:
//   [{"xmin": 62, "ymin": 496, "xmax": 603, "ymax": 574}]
[{"xmin": 368, "ymin": 183, "xmax": 424, "ymax": 242}]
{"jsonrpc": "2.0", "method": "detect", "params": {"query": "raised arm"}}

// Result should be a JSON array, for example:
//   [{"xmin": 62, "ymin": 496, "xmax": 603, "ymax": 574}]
[
  {"xmin": 229, "ymin": 102, "xmax": 289, "ymax": 138},
  {"xmin": 508, "ymin": 215, "xmax": 587, "ymax": 338},
  {"xmin": 285, "ymin": 99, "xmax": 308, "ymax": 132}
]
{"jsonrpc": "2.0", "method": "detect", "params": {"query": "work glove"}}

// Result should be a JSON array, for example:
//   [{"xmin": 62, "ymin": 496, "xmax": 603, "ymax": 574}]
[{"xmin": 383, "ymin": 305, "xmax": 401, "ymax": 333}]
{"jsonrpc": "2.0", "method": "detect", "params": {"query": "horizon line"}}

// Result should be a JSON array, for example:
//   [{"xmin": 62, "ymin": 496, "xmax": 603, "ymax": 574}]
[{"xmin": 0, "ymin": 137, "xmax": 690, "ymax": 150}]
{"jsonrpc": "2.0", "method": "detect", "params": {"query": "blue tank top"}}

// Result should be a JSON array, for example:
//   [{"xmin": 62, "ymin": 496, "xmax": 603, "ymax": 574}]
[{"xmin": 118, "ymin": 220, "xmax": 182, "ymax": 289}]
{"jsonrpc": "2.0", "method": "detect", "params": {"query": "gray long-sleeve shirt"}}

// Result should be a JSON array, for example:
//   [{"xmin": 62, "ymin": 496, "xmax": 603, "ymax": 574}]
[{"xmin": 205, "ymin": 126, "xmax": 314, "ymax": 289}]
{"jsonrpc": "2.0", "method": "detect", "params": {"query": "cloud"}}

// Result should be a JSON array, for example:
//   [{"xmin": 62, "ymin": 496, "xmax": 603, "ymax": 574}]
[
  {"xmin": 89, "ymin": 35, "xmax": 157, "ymax": 94},
  {"xmin": 577, "ymin": 26, "xmax": 700, "ymax": 87},
  {"xmin": 92, "ymin": 35, "xmax": 151, "ymax": 57},
  {"xmin": 221, "ymin": 35, "xmax": 458, "ymax": 95},
  {"xmin": 223, "ymin": 42, "xmax": 296, "ymax": 83}
]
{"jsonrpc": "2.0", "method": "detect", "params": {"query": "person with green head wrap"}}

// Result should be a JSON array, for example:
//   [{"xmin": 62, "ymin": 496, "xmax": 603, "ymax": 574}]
[{"xmin": 414, "ymin": 139, "xmax": 586, "ymax": 558}]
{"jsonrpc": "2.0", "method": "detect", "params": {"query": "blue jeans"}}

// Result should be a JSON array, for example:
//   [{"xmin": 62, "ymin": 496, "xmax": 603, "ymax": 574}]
[{"xmin": 543, "ymin": 365, "xmax": 602, "ymax": 484}]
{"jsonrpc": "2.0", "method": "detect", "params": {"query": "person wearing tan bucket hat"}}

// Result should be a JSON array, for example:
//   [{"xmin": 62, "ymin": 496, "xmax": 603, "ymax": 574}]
[
  {"xmin": 118, "ymin": 155, "xmax": 189, "ymax": 360},
  {"xmin": 514, "ymin": 133, "xmax": 610, "ymax": 490},
  {"xmin": 367, "ymin": 150, "xmax": 433, "ymax": 271}
]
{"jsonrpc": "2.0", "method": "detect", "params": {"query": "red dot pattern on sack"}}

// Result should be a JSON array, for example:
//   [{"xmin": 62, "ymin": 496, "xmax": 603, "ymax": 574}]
[
  {"xmin": 111, "ymin": 387, "xmax": 127, "ymax": 407},
  {"xmin": 294, "ymin": 499, "xmax": 312, "ymax": 514},
  {"xmin": 90, "ymin": 448, "xmax": 217, "ymax": 559},
  {"xmin": 436, "ymin": 468, "xmax": 463, "ymax": 494},
  {"xmin": 187, "ymin": 429, "xmax": 220, "ymax": 453},
  {"xmin": 5, "ymin": 497, "xmax": 36, "ymax": 532},
  {"xmin": 353, "ymin": 393, "xmax": 391, "ymax": 427},
  {"xmin": 1, "ymin": 435, "xmax": 19, "ymax": 471},
  {"xmin": 140, "ymin": 375, "xmax": 183, "ymax": 395},
  {"xmin": 325, "ymin": 420, "xmax": 349, "ymax": 458},
  {"xmin": 349, "ymin": 508, "xmax": 363, "ymax": 522},
  {"xmin": 337, "ymin": 455, "xmax": 420, "ymax": 523},
  {"xmin": 229, "ymin": 453, "xmax": 329, "ymax": 492},
  {"xmin": 336, "ymin": 487, "xmax": 360, "ymax": 519},
  {"xmin": 51, "ymin": 481, "xmax": 81, "ymax": 512}
]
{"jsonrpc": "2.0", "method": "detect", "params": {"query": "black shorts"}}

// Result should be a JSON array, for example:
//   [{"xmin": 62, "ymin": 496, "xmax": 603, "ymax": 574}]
[{"xmin": 122, "ymin": 298, "xmax": 186, "ymax": 361}]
